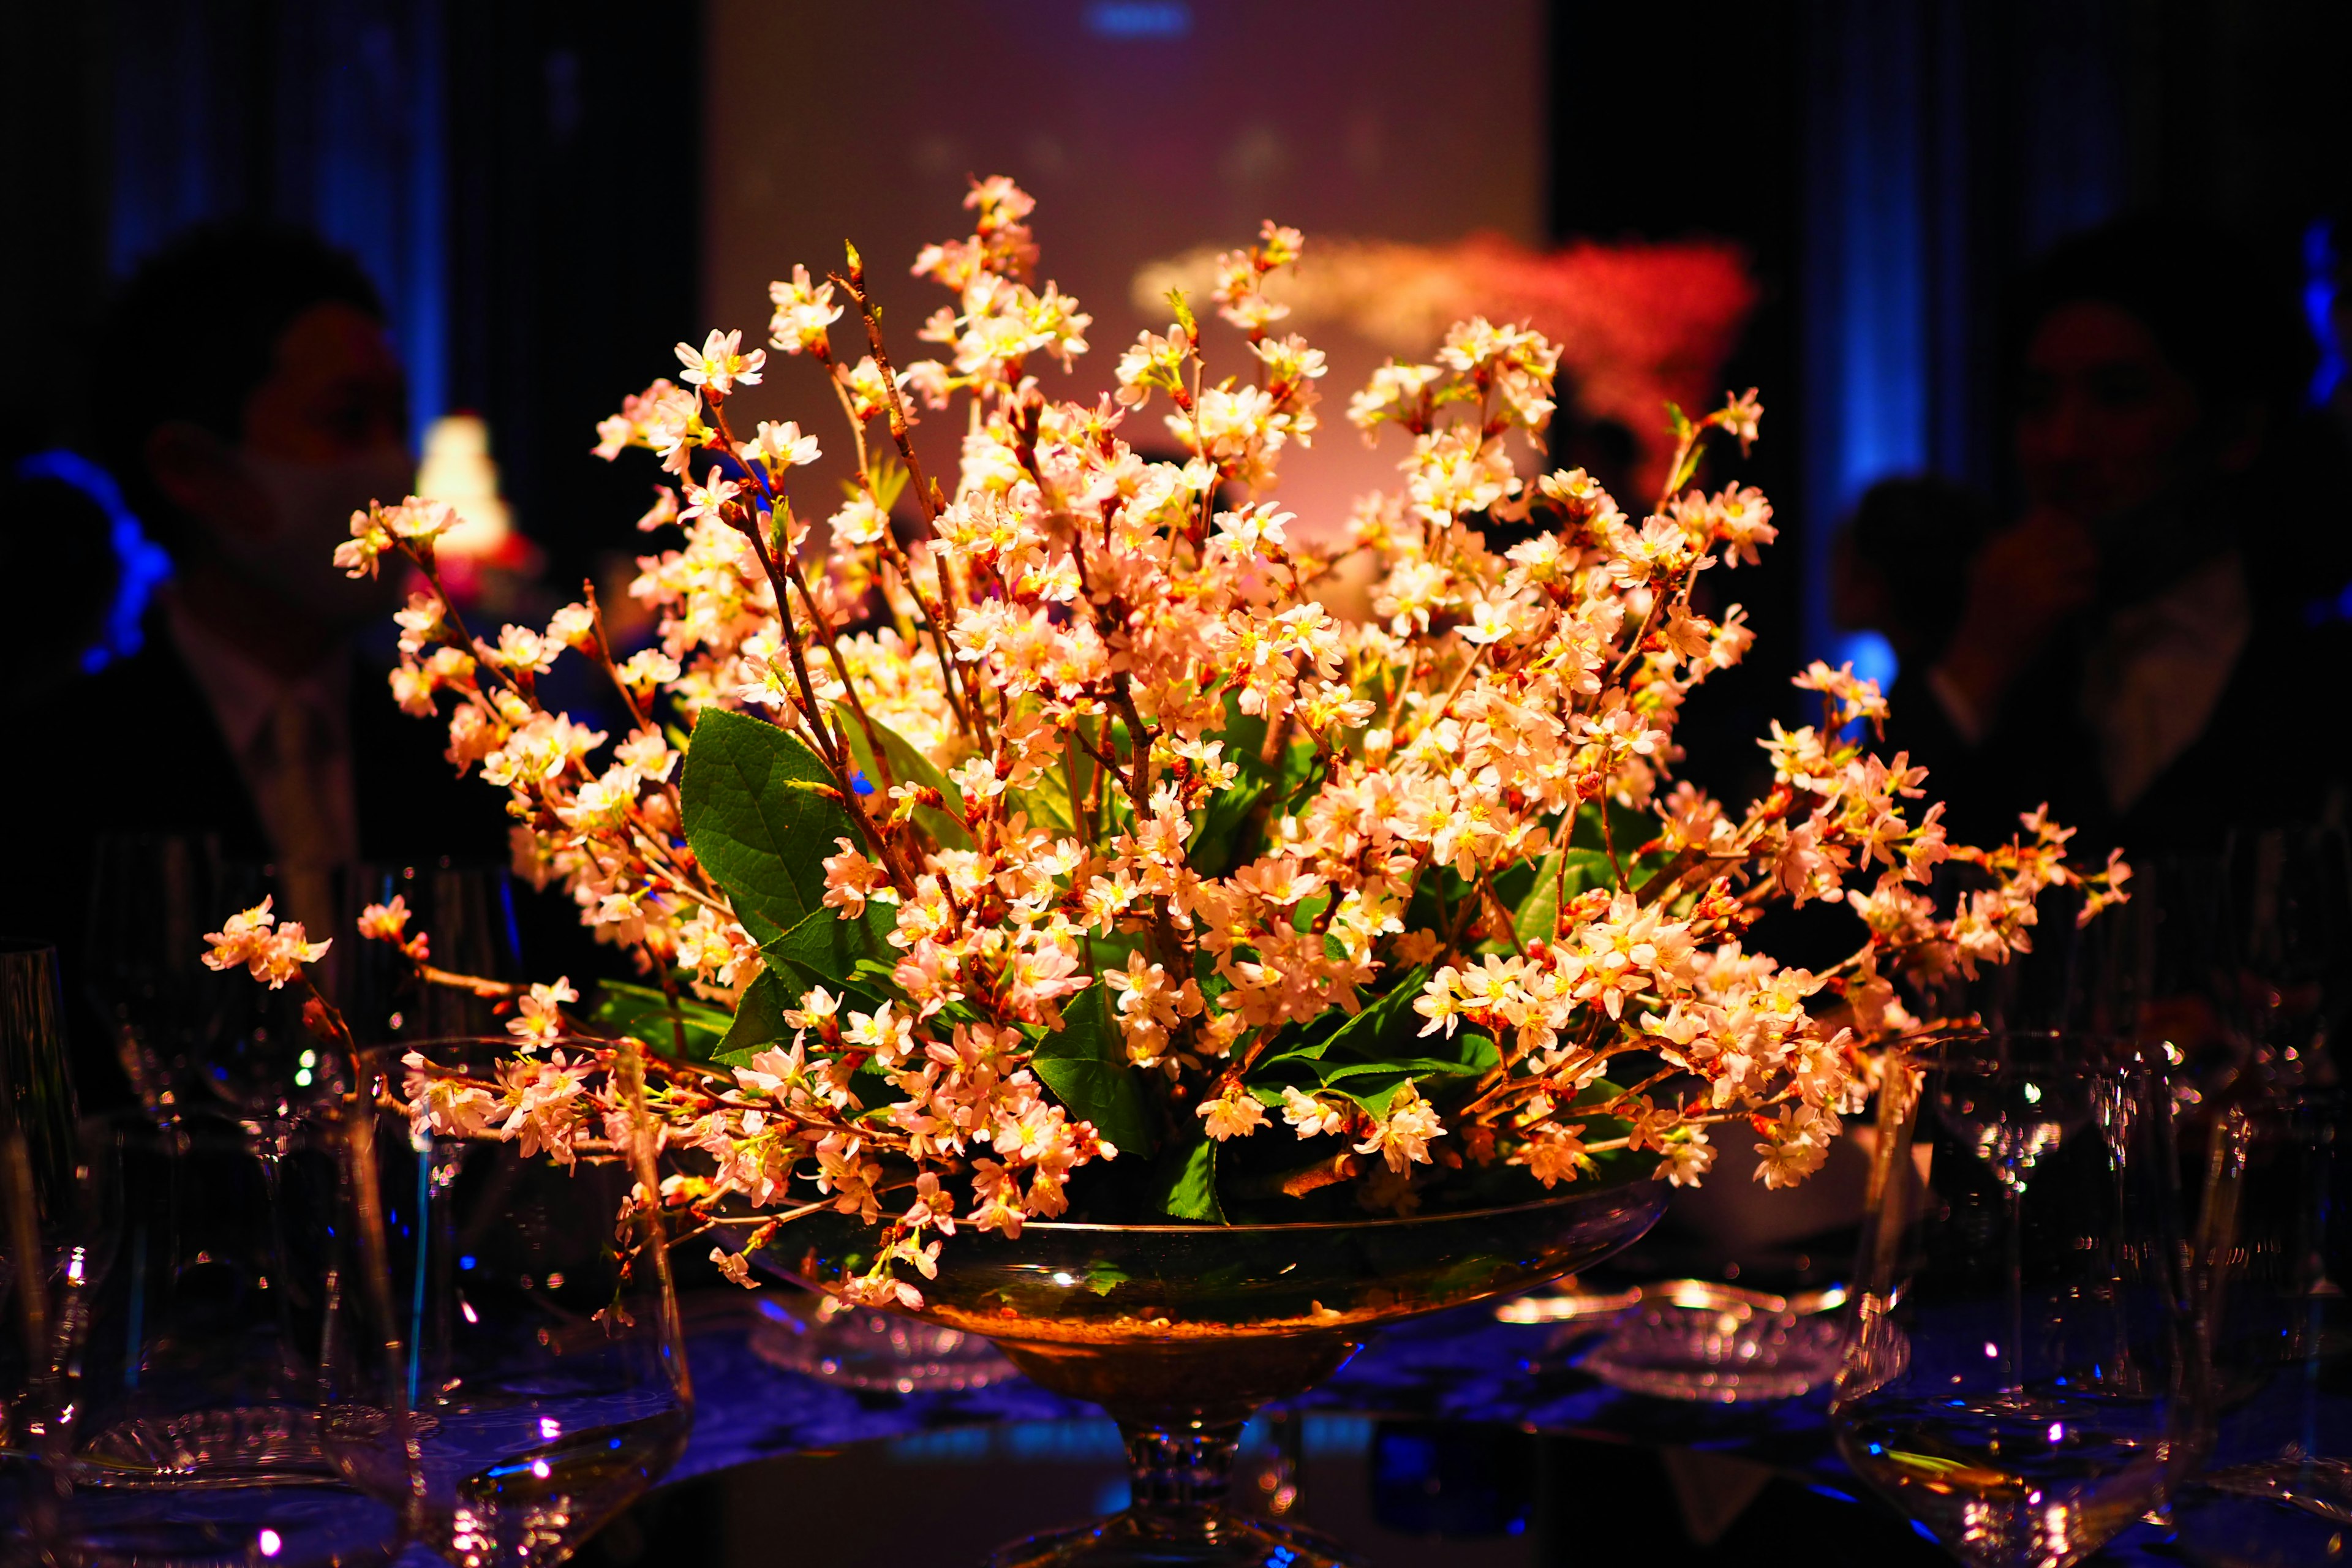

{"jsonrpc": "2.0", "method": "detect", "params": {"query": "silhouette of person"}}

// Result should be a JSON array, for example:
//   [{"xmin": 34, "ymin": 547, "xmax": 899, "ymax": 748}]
[
  {"xmin": 1830, "ymin": 476, "xmax": 1995, "ymax": 668},
  {"xmin": 0, "ymin": 222, "xmax": 506, "ymax": 1104},
  {"xmin": 1885, "ymin": 215, "xmax": 2351, "ymax": 853}
]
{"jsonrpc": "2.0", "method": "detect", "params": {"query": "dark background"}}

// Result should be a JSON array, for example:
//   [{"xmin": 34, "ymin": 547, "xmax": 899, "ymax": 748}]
[{"xmin": 6, "ymin": 0, "xmax": 2350, "ymax": 747}]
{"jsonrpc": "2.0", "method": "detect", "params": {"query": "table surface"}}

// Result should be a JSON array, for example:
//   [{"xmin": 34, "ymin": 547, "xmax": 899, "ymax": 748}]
[{"xmin": 582, "ymin": 1289, "xmax": 2184, "ymax": 1568}]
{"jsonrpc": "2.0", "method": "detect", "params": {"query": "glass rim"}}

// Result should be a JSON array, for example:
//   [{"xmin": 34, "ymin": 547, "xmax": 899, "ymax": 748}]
[
  {"xmin": 73, "ymin": 1103, "xmax": 305, "ymax": 1140},
  {"xmin": 1885, "ymin": 1030, "xmax": 2167, "ymax": 1090},
  {"xmin": 1896, "ymin": 1028, "xmax": 2155, "ymax": 1060}
]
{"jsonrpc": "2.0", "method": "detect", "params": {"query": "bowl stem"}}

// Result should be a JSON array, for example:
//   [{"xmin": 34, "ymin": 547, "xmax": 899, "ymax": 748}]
[
  {"xmin": 987, "ymin": 1415, "xmax": 1361, "ymax": 1566},
  {"xmin": 1123, "ymin": 1420, "xmax": 1247, "ymax": 1528}
]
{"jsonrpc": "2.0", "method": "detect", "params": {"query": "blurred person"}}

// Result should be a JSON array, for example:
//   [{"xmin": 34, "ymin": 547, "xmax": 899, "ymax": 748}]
[
  {"xmin": 1885, "ymin": 215, "xmax": 2352, "ymax": 852},
  {"xmin": 0, "ymin": 223, "xmax": 505, "ymax": 1103},
  {"xmin": 1828, "ymin": 475, "xmax": 1994, "ymax": 667}
]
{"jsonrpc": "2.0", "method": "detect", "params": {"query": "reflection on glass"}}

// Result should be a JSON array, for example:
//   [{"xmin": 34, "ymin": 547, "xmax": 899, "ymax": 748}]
[
  {"xmin": 325, "ymin": 1040, "xmax": 692, "ymax": 1568},
  {"xmin": 1832, "ymin": 1033, "xmax": 2203, "ymax": 1568},
  {"xmin": 1, "ymin": 1110, "xmax": 407, "ymax": 1567},
  {"xmin": 2170, "ymin": 1087, "xmax": 2352, "ymax": 1567},
  {"xmin": 83, "ymin": 834, "xmax": 333, "ymax": 1120}
]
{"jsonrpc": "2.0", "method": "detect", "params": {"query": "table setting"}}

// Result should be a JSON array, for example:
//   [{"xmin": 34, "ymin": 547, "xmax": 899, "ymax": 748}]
[{"xmin": 3, "ymin": 180, "xmax": 2345, "ymax": 1568}]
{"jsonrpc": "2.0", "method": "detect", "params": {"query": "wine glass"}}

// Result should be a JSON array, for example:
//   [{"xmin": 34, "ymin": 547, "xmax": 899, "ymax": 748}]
[
  {"xmin": 323, "ymin": 1039, "xmax": 693, "ymax": 1567},
  {"xmin": 337, "ymin": 862, "xmax": 527, "ymax": 1046},
  {"xmin": 0, "ymin": 1109, "xmax": 410, "ymax": 1567},
  {"xmin": 83, "ymin": 833, "xmax": 334, "ymax": 1120},
  {"xmin": 2209, "ymin": 826, "xmax": 2352, "ymax": 1097},
  {"xmin": 1831, "ymin": 1033, "xmax": 2204, "ymax": 1567},
  {"xmin": 2168, "ymin": 1087, "xmax": 2352, "ymax": 1566},
  {"xmin": 0, "ymin": 941, "xmax": 81, "ymax": 1452}
]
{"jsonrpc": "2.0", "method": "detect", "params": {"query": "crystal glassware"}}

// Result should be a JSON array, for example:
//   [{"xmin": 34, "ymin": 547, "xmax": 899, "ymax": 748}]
[
  {"xmin": 323, "ymin": 1039, "xmax": 693, "ymax": 1568},
  {"xmin": 83, "ymin": 833, "xmax": 335, "ymax": 1120},
  {"xmin": 1580, "ymin": 1292, "xmax": 1845, "ymax": 1403},
  {"xmin": 749, "ymin": 1291, "xmax": 1018, "ymax": 1393},
  {"xmin": 0, "ymin": 941, "xmax": 81, "ymax": 1453},
  {"xmin": 0, "ymin": 1109, "xmax": 410, "ymax": 1568},
  {"xmin": 337, "ymin": 863, "xmax": 526, "ymax": 1047},
  {"xmin": 2168, "ymin": 1086, "xmax": 2352, "ymax": 1566},
  {"xmin": 762, "ymin": 1176, "xmax": 1667, "ymax": 1567},
  {"xmin": 2208, "ymin": 826, "xmax": 2352, "ymax": 1098},
  {"xmin": 1830, "ymin": 1032, "xmax": 2204, "ymax": 1568},
  {"xmin": 0, "ymin": 941, "xmax": 80, "ymax": 1221}
]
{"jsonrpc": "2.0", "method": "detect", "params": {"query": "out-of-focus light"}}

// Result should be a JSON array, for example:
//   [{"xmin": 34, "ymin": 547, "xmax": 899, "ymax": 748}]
[
  {"xmin": 1830, "ymin": 633, "xmax": 1899, "ymax": 738},
  {"xmin": 1837, "ymin": 630, "xmax": 1899, "ymax": 696},
  {"xmin": 415, "ymin": 414, "xmax": 533, "ymax": 575},
  {"xmin": 1087, "ymin": 2, "xmax": 1191, "ymax": 38},
  {"xmin": 13, "ymin": 450, "xmax": 173, "ymax": 673},
  {"xmin": 2305, "ymin": 219, "xmax": 2344, "ymax": 407},
  {"xmin": 258, "ymin": 1529, "xmax": 284, "ymax": 1557}
]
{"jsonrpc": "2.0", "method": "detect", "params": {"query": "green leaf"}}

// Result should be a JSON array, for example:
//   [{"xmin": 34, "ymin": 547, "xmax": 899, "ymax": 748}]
[
  {"xmin": 1317, "ymin": 1054, "xmax": 1488, "ymax": 1085},
  {"xmin": 762, "ymin": 904, "xmax": 898, "ymax": 997},
  {"xmin": 716, "ymin": 967, "xmax": 789, "ymax": 1057},
  {"xmin": 680, "ymin": 708, "xmax": 854, "ymax": 943},
  {"xmin": 831, "ymin": 704, "xmax": 970, "ymax": 851},
  {"xmin": 1268, "ymin": 965, "xmax": 1430, "ymax": 1064},
  {"xmin": 1185, "ymin": 694, "xmax": 1324, "ymax": 878},
  {"xmin": 1148, "ymin": 1135, "xmax": 1224, "ymax": 1223},
  {"xmin": 1488, "ymin": 859, "xmax": 1538, "ymax": 910},
  {"xmin": 1512, "ymin": 847, "xmax": 1614, "ymax": 947},
  {"xmin": 1187, "ymin": 704, "xmax": 1271, "ymax": 878},
  {"xmin": 1188, "ymin": 777, "xmax": 1270, "ymax": 877},
  {"xmin": 847, "ymin": 454, "xmax": 910, "ymax": 514},
  {"xmin": 1008, "ymin": 769, "xmax": 1075, "ymax": 834},
  {"xmin": 1079, "ymin": 1261, "xmax": 1129, "ymax": 1296},
  {"xmin": 1433, "ymin": 1028, "xmax": 1504, "ymax": 1076},
  {"xmin": 1275, "ymin": 739, "xmax": 1325, "ymax": 813},
  {"xmin": 1329, "ymin": 1072, "xmax": 1415, "ymax": 1118},
  {"xmin": 589, "ymin": 981, "xmax": 733, "ymax": 1061},
  {"xmin": 1567, "ymin": 799, "xmax": 1665, "ymax": 886},
  {"xmin": 1030, "ymin": 989, "xmax": 1153, "ymax": 1156}
]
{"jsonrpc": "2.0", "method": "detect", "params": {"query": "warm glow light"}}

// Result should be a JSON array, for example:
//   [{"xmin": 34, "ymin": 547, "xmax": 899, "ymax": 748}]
[{"xmin": 413, "ymin": 414, "xmax": 523, "ymax": 568}]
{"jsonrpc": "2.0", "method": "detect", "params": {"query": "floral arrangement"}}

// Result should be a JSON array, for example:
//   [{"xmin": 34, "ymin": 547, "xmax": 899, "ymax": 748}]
[{"xmin": 205, "ymin": 179, "xmax": 2124, "ymax": 1308}]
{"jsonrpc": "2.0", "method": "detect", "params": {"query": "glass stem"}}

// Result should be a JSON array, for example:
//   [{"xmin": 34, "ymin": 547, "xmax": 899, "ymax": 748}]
[
  {"xmin": 2003, "ymin": 1177, "xmax": 2025, "ymax": 1398},
  {"xmin": 1121, "ymin": 1420, "xmax": 1246, "ymax": 1537}
]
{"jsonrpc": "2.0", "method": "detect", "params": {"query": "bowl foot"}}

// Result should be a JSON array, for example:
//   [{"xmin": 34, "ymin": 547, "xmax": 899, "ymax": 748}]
[
  {"xmin": 987, "ymin": 1509, "xmax": 1362, "ymax": 1567},
  {"xmin": 987, "ymin": 1420, "xmax": 1362, "ymax": 1566}
]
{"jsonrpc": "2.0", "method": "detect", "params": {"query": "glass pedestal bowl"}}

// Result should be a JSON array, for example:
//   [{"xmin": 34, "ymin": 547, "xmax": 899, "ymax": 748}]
[{"xmin": 759, "ymin": 1178, "xmax": 1666, "ymax": 1567}]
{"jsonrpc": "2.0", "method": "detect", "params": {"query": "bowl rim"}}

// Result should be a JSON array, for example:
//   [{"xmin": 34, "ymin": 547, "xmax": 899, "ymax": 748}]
[{"xmin": 783, "ymin": 1174, "xmax": 1666, "ymax": 1238}]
